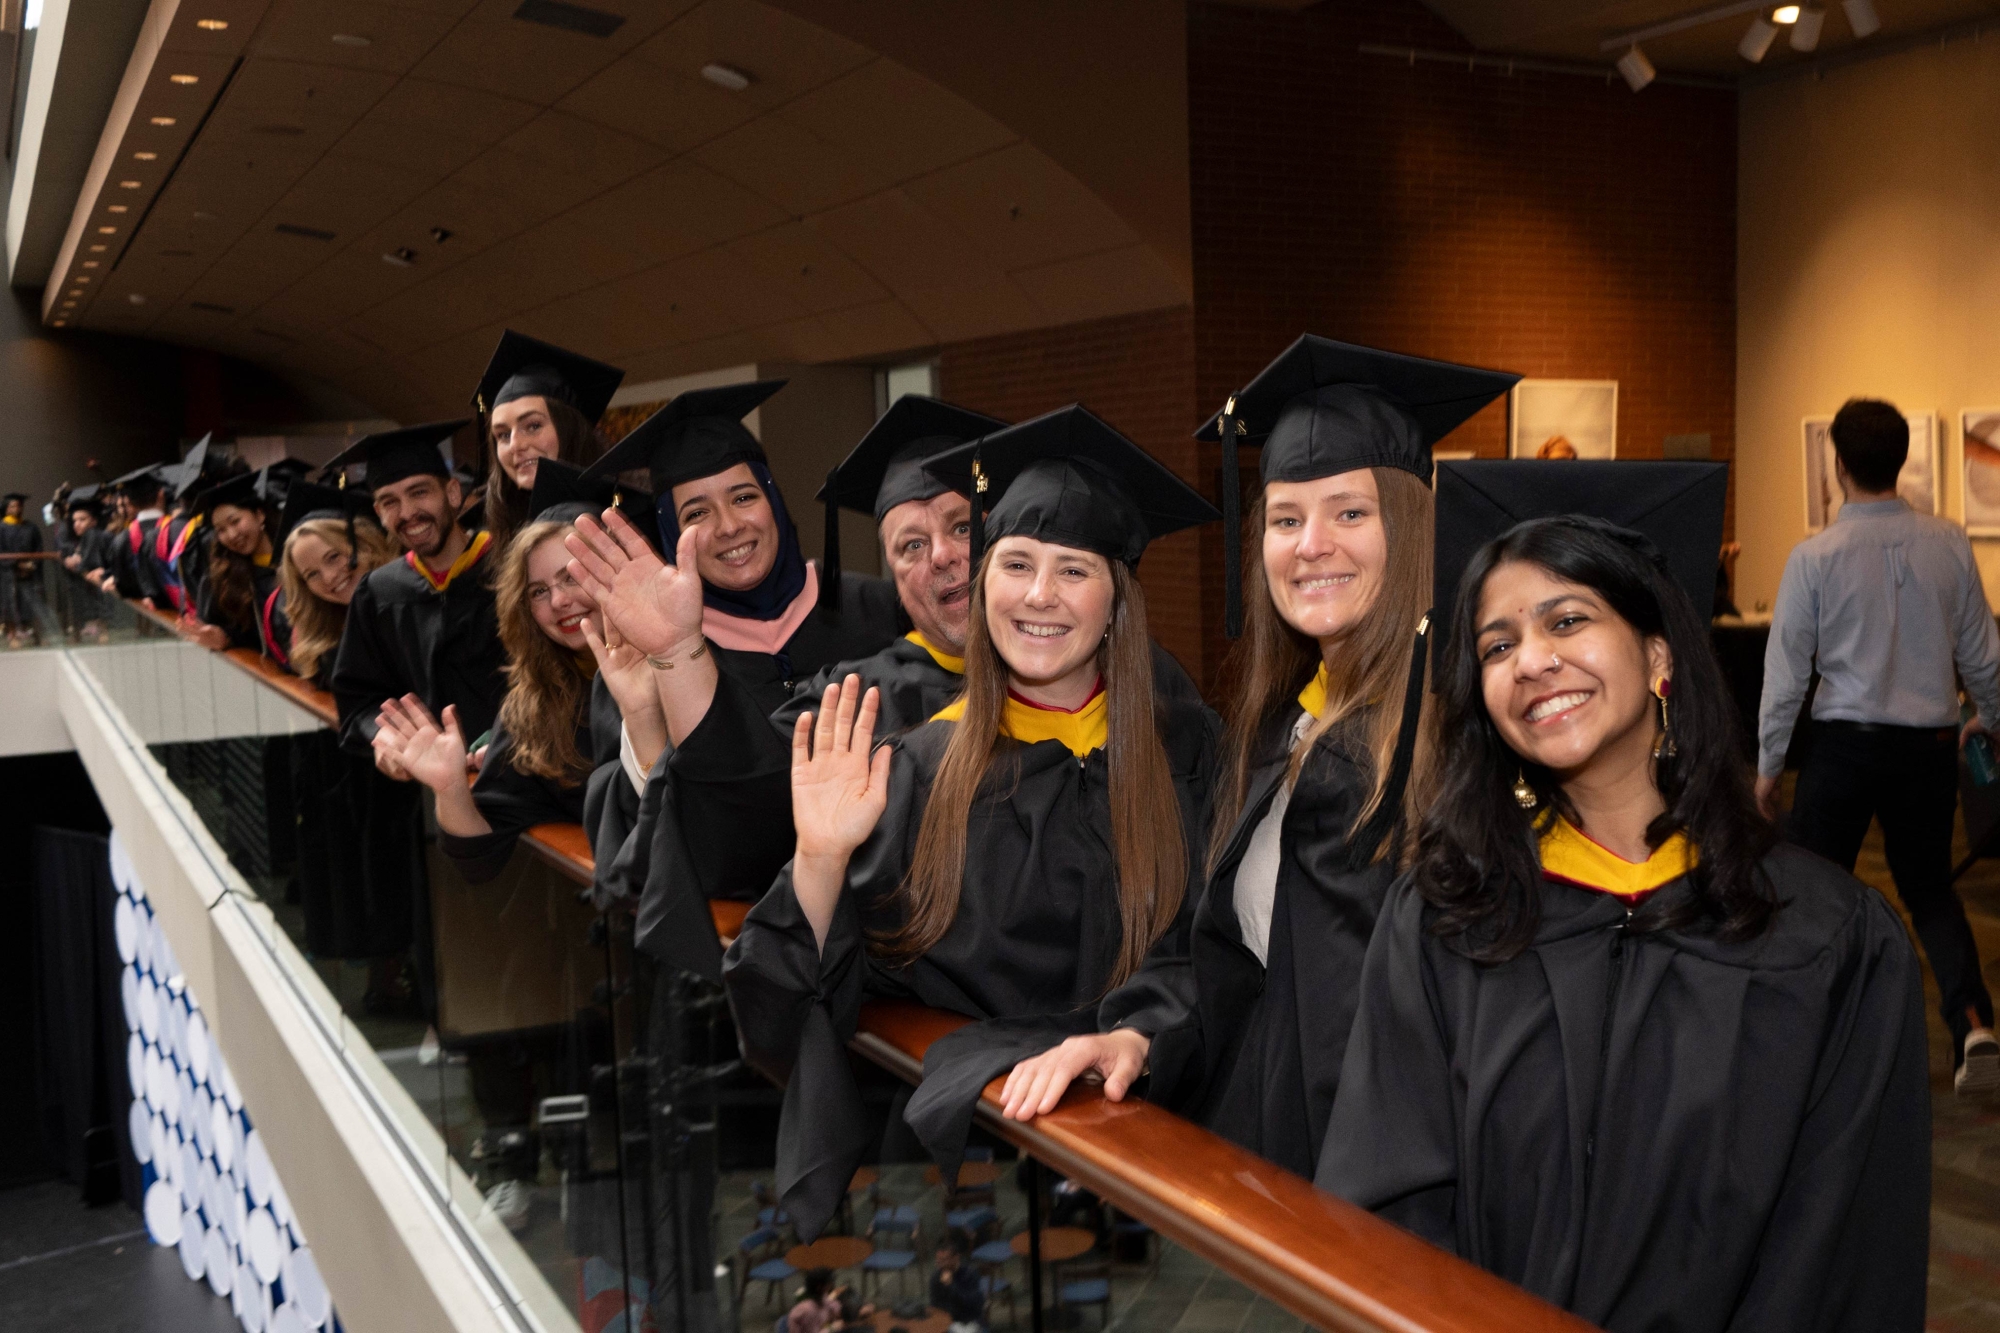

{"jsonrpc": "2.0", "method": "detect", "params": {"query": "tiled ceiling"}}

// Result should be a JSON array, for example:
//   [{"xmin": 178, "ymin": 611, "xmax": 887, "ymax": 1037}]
[
  {"xmin": 47, "ymin": 0, "xmax": 1189, "ymax": 421},
  {"xmin": 1423, "ymin": 0, "xmax": 1999, "ymax": 74}
]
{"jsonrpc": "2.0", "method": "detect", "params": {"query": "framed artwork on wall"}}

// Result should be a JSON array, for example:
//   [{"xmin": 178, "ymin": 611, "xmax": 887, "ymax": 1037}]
[
  {"xmin": 1802, "ymin": 410, "xmax": 1940, "ymax": 532},
  {"xmin": 1508, "ymin": 380, "xmax": 1618, "ymax": 459},
  {"xmin": 1964, "ymin": 409, "xmax": 2000, "ymax": 536}
]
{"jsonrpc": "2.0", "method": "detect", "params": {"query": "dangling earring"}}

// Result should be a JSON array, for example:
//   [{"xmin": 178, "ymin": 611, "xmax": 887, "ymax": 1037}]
[
  {"xmin": 1652, "ymin": 674, "xmax": 1677, "ymax": 760},
  {"xmin": 1513, "ymin": 768, "xmax": 1538, "ymax": 809}
]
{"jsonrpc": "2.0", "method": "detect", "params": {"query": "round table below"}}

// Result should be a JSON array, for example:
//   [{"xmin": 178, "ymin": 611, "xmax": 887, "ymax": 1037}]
[
  {"xmin": 860, "ymin": 1309, "xmax": 950, "ymax": 1333},
  {"xmin": 787, "ymin": 1236, "xmax": 874, "ymax": 1271},
  {"xmin": 1009, "ymin": 1225, "xmax": 1095, "ymax": 1262},
  {"xmin": 923, "ymin": 1161, "xmax": 1003, "ymax": 1188}
]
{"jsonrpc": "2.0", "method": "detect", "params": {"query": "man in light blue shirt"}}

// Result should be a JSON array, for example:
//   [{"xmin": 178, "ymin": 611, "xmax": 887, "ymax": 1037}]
[{"xmin": 1756, "ymin": 398, "xmax": 2000, "ymax": 1093}]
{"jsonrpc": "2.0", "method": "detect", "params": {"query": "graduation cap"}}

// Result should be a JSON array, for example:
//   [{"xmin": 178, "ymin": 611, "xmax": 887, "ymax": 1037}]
[
  {"xmin": 1432, "ymin": 459, "xmax": 1730, "ymax": 669},
  {"xmin": 925, "ymin": 404, "xmax": 1218, "ymax": 574},
  {"xmin": 814, "ymin": 395, "xmax": 1007, "ymax": 613},
  {"xmin": 580, "ymin": 380, "xmax": 786, "ymax": 496},
  {"xmin": 472, "ymin": 330, "xmax": 625, "ymax": 425},
  {"xmin": 275, "ymin": 479, "xmax": 376, "ymax": 546},
  {"xmin": 66, "ymin": 484, "xmax": 102, "ymax": 511},
  {"xmin": 3, "ymin": 492, "xmax": 28, "ymax": 505},
  {"xmin": 188, "ymin": 468, "xmax": 276, "ymax": 522},
  {"xmin": 525, "ymin": 457, "xmax": 657, "ymax": 536},
  {"xmin": 172, "ymin": 434, "xmax": 215, "ymax": 501},
  {"xmin": 321, "ymin": 420, "xmax": 470, "ymax": 490},
  {"xmin": 110, "ymin": 462, "xmax": 175, "ymax": 496},
  {"xmin": 1197, "ymin": 335, "xmax": 1520, "ymax": 638}
]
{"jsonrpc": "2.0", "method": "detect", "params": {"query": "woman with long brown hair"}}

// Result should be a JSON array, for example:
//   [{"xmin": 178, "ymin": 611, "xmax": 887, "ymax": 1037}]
[
  {"xmin": 373, "ymin": 471, "xmax": 665, "ymax": 882},
  {"xmin": 178, "ymin": 468, "xmax": 279, "ymax": 653},
  {"xmin": 721, "ymin": 406, "xmax": 1220, "ymax": 1237},
  {"xmin": 996, "ymin": 339, "xmax": 1518, "ymax": 1183},
  {"xmin": 471, "ymin": 330, "xmax": 624, "ymax": 549}
]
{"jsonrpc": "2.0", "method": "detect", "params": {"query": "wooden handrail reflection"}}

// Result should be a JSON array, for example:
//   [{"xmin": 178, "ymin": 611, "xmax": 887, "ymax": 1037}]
[
  {"xmin": 851, "ymin": 1004, "xmax": 1595, "ymax": 1333},
  {"xmin": 128, "ymin": 611, "xmax": 1583, "ymax": 1330}
]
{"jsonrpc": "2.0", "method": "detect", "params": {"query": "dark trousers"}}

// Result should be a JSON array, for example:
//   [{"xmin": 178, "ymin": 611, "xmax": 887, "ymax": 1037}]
[{"xmin": 1789, "ymin": 721, "xmax": 1994, "ymax": 1053}]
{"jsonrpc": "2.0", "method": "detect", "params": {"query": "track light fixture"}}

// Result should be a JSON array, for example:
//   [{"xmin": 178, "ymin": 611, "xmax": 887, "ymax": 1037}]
[
  {"xmin": 1843, "ymin": 0, "xmax": 1881, "ymax": 36},
  {"xmin": 1790, "ymin": 4, "xmax": 1827, "ymax": 48},
  {"xmin": 1772, "ymin": 4, "xmax": 1801, "ymax": 22},
  {"xmin": 1616, "ymin": 45, "xmax": 1657, "ymax": 90},
  {"xmin": 1739, "ymin": 13, "xmax": 1779, "ymax": 60}
]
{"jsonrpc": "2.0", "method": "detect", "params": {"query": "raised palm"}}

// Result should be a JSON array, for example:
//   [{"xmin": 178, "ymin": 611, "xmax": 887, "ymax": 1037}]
[
  {"xmin": 792, "ymin": 675, "xmax": 892, "ymax": 861},
  {"xmin": 376, "ymin": 696, "xmax": 469, "ymax": 796},
  {"xmin": 582, "ymin": 612, "xmax": 657, "ymax": 721},
  {"xmin": 565, "ymin": 509, "xmax": 702, "ymax": 658}
]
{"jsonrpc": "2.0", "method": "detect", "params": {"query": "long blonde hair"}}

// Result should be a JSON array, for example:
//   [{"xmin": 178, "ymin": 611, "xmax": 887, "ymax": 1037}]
[
  {"xmin": 280, "ymin": 516, "xmax": 396, "ymax": 679},
  {"xmin": 1210, "ymin": 467, "xmax": 1435, "ymax": 872},
  {"xmin": 494, "ymin": 521, "xmax": 592, "ymax": 782},
  {"xmin": 887, "ymin": 553, "xmax": 1185, "ymax": 990}
]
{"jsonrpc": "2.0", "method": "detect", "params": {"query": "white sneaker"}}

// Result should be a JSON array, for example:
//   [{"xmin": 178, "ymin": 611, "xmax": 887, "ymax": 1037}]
[
  {"xmin": 1955, "ymin": 1031, "xmax": 2000, "ymax": 1095},
  {"xmin": 480, "ymin": 1179, "xmax": 532, "ymax": 1233}
]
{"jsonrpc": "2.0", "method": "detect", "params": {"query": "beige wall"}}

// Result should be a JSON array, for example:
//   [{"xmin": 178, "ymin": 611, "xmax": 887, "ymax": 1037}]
[{"xmin": 1738, "ymin": 33, "xmax": 2000, "ymax": 614}]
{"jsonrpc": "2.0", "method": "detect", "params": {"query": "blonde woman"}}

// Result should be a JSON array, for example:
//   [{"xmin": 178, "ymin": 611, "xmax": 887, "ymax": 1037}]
[
  {"xmin": 374, "ymin": 502, "xmax": 665, "ymax": 882},
  {"xmin": 722, "ymin": 407, "xmax": 1220, "ymax": 1237},
  {"xmin": 999, "ymin": 339, "xmax": 1517, "ymax": 1184}
]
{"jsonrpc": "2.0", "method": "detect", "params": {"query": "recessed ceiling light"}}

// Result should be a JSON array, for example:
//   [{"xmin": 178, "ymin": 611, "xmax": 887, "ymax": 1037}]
[
  {"xmin": 107, "ymin": 205, "xmax": 128, "ymax": 214},
  {"xmin": 52, "ymin": 320, "xmax": 65, "ymax": 327},
  {"xmin": 1773, "ymin": 4, "xmax": 1801, "ymax": 22},
  {"xmin": 83, "ymin": 261, "xmax": 98, "ymax": 268},
  {"xmin": 150, "ymin": 116, "xmax": 176, "ymax": 126},
  {"xmin": 128, "ymin": 294, "xmax": 146, "ymax": 305},
  {"xmin": 700, "ymin": 62, "xmax": 753, "ymax": 92},
  {"xmin": 196, "ymin": 17, "xmax": 227, "ymax": 29},
  {"xmin": 382, "ymin": 248, "xmax": 416, "ymax": 267},
  {"xmin": 67, "ymin": 290, "xmax": 80, "ymax": 297},
  {"xmin": 119, "ymin": 180, "xmax": 142, "ymax": 189},
  {"xmin": 97, "ymin": 226, "xmax": 116, "ymax": 234},
  {"xmin": 170, "ymin": 73, "xmax": 199, "ymax": 84},
  {"xmin": 76, "ymin": 276, "xmax": 90, "ymax": 283},
  {"xmin": 133, "ymin": 151, "xmax": 157, "ymax": 161},
  {"xmin": 88, "ymin": 244, "xmax": 105, "ymax": 252},
  {"xmin": 331, "ymin": 33, "xmax": 371, "ymax": 46}
]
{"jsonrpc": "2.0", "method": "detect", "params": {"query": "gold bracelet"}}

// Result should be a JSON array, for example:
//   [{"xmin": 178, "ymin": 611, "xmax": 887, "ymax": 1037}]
[{"xmin": 646, "ymin": 641, "xmax": 706, "ymax": 670}]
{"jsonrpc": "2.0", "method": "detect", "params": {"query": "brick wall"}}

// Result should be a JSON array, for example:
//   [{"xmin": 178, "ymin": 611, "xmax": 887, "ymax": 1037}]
[{"xmin": 941, "ymin": 0, "xmax": 1739, "ymax": 688}]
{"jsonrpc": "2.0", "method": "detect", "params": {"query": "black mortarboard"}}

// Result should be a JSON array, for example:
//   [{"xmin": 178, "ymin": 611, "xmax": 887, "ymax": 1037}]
[
  {"xmin": 472, "ymin": 330, "xmax": 625, "ymax": 425},
  {"xmin": 925, "ymin": 404, "xmax": 1218, "ymax": 573},
  {"xmin": 525, "ymin": 457, "xmax": 657, "ymax": 538},
  {"xmin": 1432, "ymin": 460, "xmax": 1729, "ymax": 668},
  {"xmin": 813, "ymin": 395, "xmax": 1006, "ymax": 613},
  {"xmin": 67, "ymin": 484, "xmax": 101, "ymax": 510},
  {"xmin": 275, "ymin": 479, "xmax": 376, "ymax": 548},
  {"xmin": 172, "ymin": 434, "xmax": 215, "ymax": 501},
  {"xmin": 188, "ymin": 468, "xmax": 275, "ymax": 522},
  {"xmin": 1197, "ymin": 335, "xmax": 1520, "ymax": 637},
  {"xmin": 580, "ymin": 381, "xmax": 786, "ymax": 496},
  {"xmin": 321, "ymin": 420, "xmax": 469, "ymax": 489},
  {"xmin": 3, "ymin": 492, "xmax": 27, "ymax": 505},
  {"xmin": 111, "ymin": 462, "xmax": 174, "ymax": 495}
]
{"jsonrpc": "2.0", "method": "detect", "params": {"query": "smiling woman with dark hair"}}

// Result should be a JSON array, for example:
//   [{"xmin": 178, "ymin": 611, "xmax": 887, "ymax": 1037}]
[{"xmin": 1317, "ymin": 512, "xmax": 1931, "ymax": 1333}]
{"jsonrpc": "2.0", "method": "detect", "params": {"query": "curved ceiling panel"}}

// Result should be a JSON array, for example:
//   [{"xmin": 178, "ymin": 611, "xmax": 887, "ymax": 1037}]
[{"xmin": 47, "ymin": 0, "xmax": 1191, "ymax": 421}]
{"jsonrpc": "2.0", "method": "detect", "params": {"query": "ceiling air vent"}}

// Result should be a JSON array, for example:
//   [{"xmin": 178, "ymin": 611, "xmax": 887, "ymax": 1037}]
[
  {"xmin": 190, "ymin": 302, "xmax": 234, "ymax": 314},
  {"xmin": 252, "ymin": 327, "xmax": 296, "ymax": 343},
  {"xmin": 275, "ymin": 223, "xmax": 335, "ymax": 241},
  {"xmin": 512, "ymin": 0, "xmax": 624, "ymax": 38}
]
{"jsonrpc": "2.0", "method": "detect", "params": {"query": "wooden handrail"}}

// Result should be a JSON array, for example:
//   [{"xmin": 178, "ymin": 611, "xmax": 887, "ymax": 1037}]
[
  {"xmin": 853, "ymin": 1002, "xmax": 1593, "ymax": 1333},
  {"xmin": 133, "ymin": 604, "xmax": 1593, "ymax": 1331}
]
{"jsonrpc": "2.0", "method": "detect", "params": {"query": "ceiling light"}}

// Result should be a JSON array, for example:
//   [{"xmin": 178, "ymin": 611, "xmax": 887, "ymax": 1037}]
[
  {"xmin": 1791, "ymin": 4, "xmax": 1827, "ymax": 48},
  {"xmin": 1616, "ymin": 44, "xmax": 1657, "ymax": 91},
  {"xmin": 1772, "ymin": 4, "xmax": 1801, "ymax": 21},
  {"xmin": 76, "ymin": 276, "xmax": 90, "ymax": 283},
  {"xmin": 196, "ymin": 18, "xmax": 227, "ymax": 29},
  {"xmin": 700, "ymin": 62, "xmax": 752, "ymax": 91},
  {"xmin": 119, "ymin": 180, "xmax": 141, "ymax": 189},
  {"xmin": 169, "ymin": 73, "xmax": 199, "ymax": 84},
  {"xmin": 88, "ymin": 244, "xmax": 105, "ymax": 252},
  {"xmin": 83, "ymin": 261, "xmax": 98, "ymax": 268},
  {"xmin": 382, "ymin": 248, "xmax": 416, "ymax": 267},
  {"xmin": 97, "ymin": 226, "xmax": 116, "ymax": 234},
  {"xmin": 52, "ymin": 320, "xmax": 65, "ymax": 327},
  {"xmin": 133, "ymin": 151, "xmax": 156, "ymax": 161},
  {"xmin": 1740, "ymin": 14, "xmax": 1779, "ymax": 59},
  {"xmin": 149, "ymin": 116, "xmax": 176, "ymax": 126},
  {"xmin": 429, "ymin": 226, "xmax": 453, "ymax": 244},
  {"xmin": 67, "ymin": 290, "xmax": 80, "ymax": 297},
  {"xmin": 107, "ymin": 206, "xmax": 128, "ymax": 214},
  {"xmin": 331, "ymin": 33, "xmax": 371, "ymax": 46},
  {"xmin": 129, "ymin": 294, "xmax": 146, "ymax": 305},
  {"xmin": 1843, "ymin": 0, "xmax": 1881, "ymax": 36}
]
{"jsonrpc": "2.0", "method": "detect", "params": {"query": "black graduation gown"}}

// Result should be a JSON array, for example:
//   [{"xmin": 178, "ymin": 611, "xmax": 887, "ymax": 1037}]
[
  {"xmin": 330, "ymin": 548, "xmax": 508, "ymax": 759},
  {"xmin": 721, "ymin": 647, "xmax": 1220, "ymax": 1239},
  {"xmin": 610, "ymin": 632, "xmax": 962, "ymax": 979},
  {"xmin": 113, "ymin": 517, "xmax": 161, "ymax": 601},
  {"xmin": 0, "ymin": 517, "xmax": 41, "ymax": 624},
  {"xmin": 1317, "ymin": 845, "xmax": 1930, "ymax": 1333},
  {"xmin": 197, "ymin": 557, "xmax": 280, "ymax": 651},
  {"xmin": 595, "ymin": 569, "xmax": 905, "ymax": 967},
  {"xmin": 1108, "ymin": 706, "xmax": 1393, "ymax": 1181},
  {"xmin": 73, "ymin": 526, "xmax": 118, "ymax": 581},
  {"xmin": 438, "ymin": 691, "xmax": 619, "ymax": 884}
]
